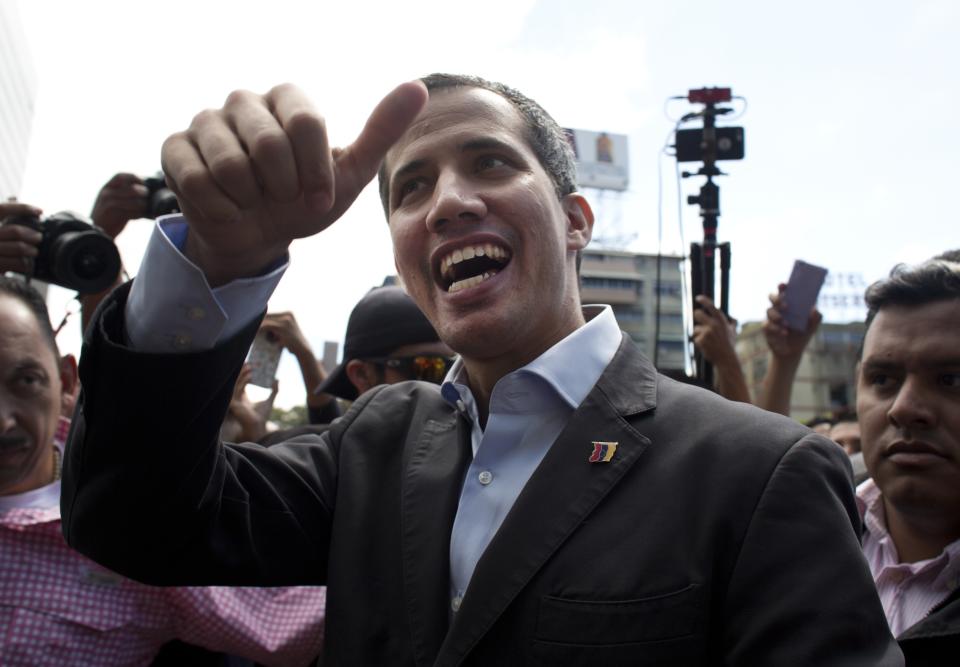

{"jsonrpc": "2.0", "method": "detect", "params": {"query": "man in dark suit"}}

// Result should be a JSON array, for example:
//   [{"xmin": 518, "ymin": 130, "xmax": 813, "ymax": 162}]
[{"xmin": 63, "ymin": 74, "xmax": 901, "ymax": 664}]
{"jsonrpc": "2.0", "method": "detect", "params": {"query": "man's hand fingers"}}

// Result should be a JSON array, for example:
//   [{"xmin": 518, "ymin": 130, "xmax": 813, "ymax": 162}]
[
  {"xmin": 0, "ymin": 242, "xmax": 40, "ymax": 258},
  {"xmin": 103, "ymin": 172, "xmax": 144, "ymax": 188},
  {"xmin": 0, "ymin": 202, "xmax": 42, "ymax": 220},
  {"xmin": 162, "ymin": 132, "xmax": 240, "ymax": 223},
  {"xmin": 0, "ymin": 224, "xmax": 43, "ymax": 245},
  {"xmin": 192, "ymin": 107, "xmax": 263, "ymax": 210},
  {"xmin": 694, "ymin": 295, "xmax": 723, "ymax": 321},
  {"xmin": 224, "ymin": 90, "xmax": 300, "ymax": 203},
  {"xmin": 333, "ymin": 80, "xmax": 429, "ymax": 207},
  {"xmin": 100, "ymin": 184, "xmax": 150, "ymax": 200},
  {"xmin": 268, "ymin": 84, "xmax": 335, "ymax": 212}
]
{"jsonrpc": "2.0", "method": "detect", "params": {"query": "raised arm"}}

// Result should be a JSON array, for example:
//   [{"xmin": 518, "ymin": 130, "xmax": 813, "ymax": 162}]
[
  {"xmin": 61, "ymin": 82, "xmax": 429, "ymax": 586},
  {"xmin": 756, "ymin": 283, "xmax": 822, "ymax": 416},
  {"xmin": 692, "ymin": 295, "xmax": 751, "ymax": 403}
]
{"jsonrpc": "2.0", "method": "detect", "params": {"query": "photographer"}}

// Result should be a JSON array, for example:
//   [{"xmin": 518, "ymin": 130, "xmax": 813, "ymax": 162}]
[{"xmin": 1, "ymin": 174, "xmax": 172, "ymax": 335}]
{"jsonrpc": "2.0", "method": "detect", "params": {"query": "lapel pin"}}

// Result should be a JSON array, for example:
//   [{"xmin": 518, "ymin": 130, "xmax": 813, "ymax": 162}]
[{"xmin": 588, "ymin": 441, "xmax": 618, "ymax": 463}]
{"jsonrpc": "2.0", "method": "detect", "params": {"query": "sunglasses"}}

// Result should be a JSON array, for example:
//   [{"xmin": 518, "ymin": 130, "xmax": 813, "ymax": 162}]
[{"xmin": 364, "ymin": 355, "xmax": 456, "ymax": 384}]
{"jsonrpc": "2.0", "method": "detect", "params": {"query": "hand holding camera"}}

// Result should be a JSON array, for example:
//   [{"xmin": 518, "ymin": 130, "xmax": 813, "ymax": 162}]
[{"xmin": 1, "ymin": 203, "xmax": 121, "ymax": 294}]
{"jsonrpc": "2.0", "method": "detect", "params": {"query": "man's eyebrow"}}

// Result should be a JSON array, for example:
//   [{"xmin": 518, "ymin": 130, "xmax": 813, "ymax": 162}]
[
  {"xmin": 861, "ymin": 358, "xmax": 960, "ymax": 371},
  {"xmin": 459, "ymin": 137, "xmax": 519, "ymax": 154},
  {"xmin": 12, "ymin": 359, "xmax": 49, "ymax": 375},
  {"xmin": 392, "ymin": 158, "xmax": 428, "ymax": 185},
  {"xmin": 859, "ymin": 359, "xmax": 900, "ymax": 372},
  {"xmin": 391, "ymin": 138, "xmax": 521, "ymax": 185}
]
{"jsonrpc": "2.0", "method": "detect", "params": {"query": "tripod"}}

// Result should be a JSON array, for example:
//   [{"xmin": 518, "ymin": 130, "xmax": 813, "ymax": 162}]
[{"xmin": 683, "ymin": 99, "xmax": 734, "ymax": 388}]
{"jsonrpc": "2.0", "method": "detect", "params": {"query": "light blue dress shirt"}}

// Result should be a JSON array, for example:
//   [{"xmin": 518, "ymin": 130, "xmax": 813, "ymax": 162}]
[
  {"xmin": 442, "ymin": 305, "xmax": 621, "ymax": 613},
  {"xmin": 125, "ymin": 218, "xmax": 623, "ymax": 616},
  {"xmin": 125, "ymin": 216, "xmax": 286, "ymax": 352}
]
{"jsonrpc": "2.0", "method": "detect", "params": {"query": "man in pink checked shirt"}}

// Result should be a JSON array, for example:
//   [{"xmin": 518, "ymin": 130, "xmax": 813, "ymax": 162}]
[
  {"xmin": 856, "ymin": 252, "xmax": 960, "ymax": 665},
  {"xmin": 0, "ymin": 276, "xmax": 325, "ymax": 666}
]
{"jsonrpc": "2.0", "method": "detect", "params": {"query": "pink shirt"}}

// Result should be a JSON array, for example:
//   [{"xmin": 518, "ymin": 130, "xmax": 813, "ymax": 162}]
[
  {"xmin": 0, "ymin": 440, "xmax": 326, "ymax": 666},
  {"xmin": 858, "ymin": 478, "xmax": 960, "ymax": 637}
]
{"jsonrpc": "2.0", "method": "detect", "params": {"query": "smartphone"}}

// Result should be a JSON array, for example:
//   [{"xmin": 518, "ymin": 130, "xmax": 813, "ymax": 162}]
[
  {"xmin": 784, "ymin": 260, "xmax": 828, "ymax": 331},
  {"xmin": 246, "ymin": 331, "xmax": 283, "ymax": 388}
]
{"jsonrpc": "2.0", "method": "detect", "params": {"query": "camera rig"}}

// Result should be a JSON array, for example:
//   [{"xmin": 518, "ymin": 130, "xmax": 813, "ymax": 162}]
[{"xmin": 673, "ymin": 86, "xmax": 745, "ymax": 387}]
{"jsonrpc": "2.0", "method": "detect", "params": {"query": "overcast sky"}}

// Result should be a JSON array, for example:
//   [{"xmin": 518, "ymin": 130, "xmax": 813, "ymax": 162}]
[{"xmin": 14, "ymin": 0, "xmax": 958, "ymax": 407}]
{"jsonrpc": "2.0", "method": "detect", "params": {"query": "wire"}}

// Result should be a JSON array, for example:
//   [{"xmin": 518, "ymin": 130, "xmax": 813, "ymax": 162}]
[
  {"xmin": 662, "ymin": 95, "xmax": 692, "ymax": 124},
  {"xmin": 724, "ymin": 96, "xmax": 749, "ymax": 121},
  {"xmin": 53, "ymin": 296, "xmax": 81, "ymax": 337}
]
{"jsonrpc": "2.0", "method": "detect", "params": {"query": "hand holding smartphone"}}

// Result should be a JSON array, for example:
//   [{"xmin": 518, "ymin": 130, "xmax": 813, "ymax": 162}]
[
  {"xmin": 783, "ymin": 260, "xmax": 828, "ymax": 331},
  {"xmin": 246, "ymin": 331, "xmax": 283, "ymax": 388}
]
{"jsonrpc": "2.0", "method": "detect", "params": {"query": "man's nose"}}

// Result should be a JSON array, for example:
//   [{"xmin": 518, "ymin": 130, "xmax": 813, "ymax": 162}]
[
  {"xmin": 887, "ymin": 377, "xmax": 937, "ymax": 431},
  {"xmin": 0, "ymin": 400, "xmax": 16, "ymax": 434},
  {"xmin": 425, "ymin": 171, "xmax": 487, "ymax": 232}
]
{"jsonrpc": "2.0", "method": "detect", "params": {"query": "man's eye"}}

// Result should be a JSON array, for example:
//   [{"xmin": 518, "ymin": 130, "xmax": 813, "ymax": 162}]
[
  {"xmin": 477, "ymin": 156, "xmax": 507, "ymax": 171},
  {"xmin": 939, "ymin": 373, "xmax": 960, "ymax": 388},
  {"xmin": 398, "ymin": 179, "xmax": 425, "ymax": 200},
  {"xmin": 869, "ymin": 373, "xmax": 892, "ymax": 387},
  {"xmin": 16, "ymin": 373, "xmax": 46, "ymax": 391}
]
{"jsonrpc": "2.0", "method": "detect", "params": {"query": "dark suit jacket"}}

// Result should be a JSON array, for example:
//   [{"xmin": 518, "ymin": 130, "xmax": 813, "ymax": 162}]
[
  {"xmin": 62, "ymin": 284, "xmax": 901, "ymax": 666},
  {"xmin": 898, "ymin": 588, "xmax": 960, "ymax": 666}
]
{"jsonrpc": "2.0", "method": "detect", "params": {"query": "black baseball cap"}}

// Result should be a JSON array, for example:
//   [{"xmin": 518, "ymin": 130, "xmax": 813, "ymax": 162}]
[{"xmin": 315, "ymin": 286, "xmax": 440, "ymax": 400}]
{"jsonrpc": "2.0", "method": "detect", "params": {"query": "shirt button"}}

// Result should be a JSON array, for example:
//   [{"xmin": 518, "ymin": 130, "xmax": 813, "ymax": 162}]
[
  {"xmin": 478, "ymin": 470, "xmax": 493, "ymax": 485},
  {"xmin": 172, "ymin": 334, "xmax": 192, "ymax": 350},
  {"xmin": 186, "ymin": 306, "xmax": 206, "ymax": 320},
  {"xmin": 451, "ymin": 595, "xmax": 463, "ymax": 612}
]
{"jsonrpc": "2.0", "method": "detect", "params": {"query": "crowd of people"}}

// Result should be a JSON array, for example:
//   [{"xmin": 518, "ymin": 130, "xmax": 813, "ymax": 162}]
[{"xmin": 1, "ymin": 72, "xmax": 957, "ymax": 665}]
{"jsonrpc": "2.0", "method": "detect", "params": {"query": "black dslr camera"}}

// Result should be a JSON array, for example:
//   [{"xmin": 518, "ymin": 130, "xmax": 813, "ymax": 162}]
[
  {"xmin": 2, "ymin": 212, "xmax": 121, "ymax": 294},
  {"xmin": 142, "ymin": 173, "xmax": 181, "ymax": 218}
]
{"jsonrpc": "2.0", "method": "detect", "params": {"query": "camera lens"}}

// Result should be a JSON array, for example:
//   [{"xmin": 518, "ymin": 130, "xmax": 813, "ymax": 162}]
[
  {"xmin": 49, "ymin": 230, "xmax": 121, "ymax": 293},
  {"xmin": 73, "ymin": 249, "xmax": 107, "ymax": 280}
]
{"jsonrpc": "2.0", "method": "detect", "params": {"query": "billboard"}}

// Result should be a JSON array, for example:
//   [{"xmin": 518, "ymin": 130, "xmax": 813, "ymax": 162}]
[{"xmin": 564, "ymin": 128, "xmax": 629, "ymax": 191}]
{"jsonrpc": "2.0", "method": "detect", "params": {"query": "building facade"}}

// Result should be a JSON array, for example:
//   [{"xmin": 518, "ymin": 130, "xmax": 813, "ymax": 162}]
[
  {"xmin": 736, "ymin": 321, "xmax": 865, "ymax": 423},
  {"xmin": 0, "ymin": 1, "xmax": 37, "ymax": 198},
  {"xmin": 579, "ymin": 247, "xmax": 686, "ymax": 371}
]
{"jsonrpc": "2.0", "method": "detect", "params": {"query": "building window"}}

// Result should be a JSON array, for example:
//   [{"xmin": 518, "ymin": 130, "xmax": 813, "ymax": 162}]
[
  {"xmin": 582, "ymin": 277, "xmax": 640, "ymax": 291},
  {"xmin": 829, "ymin": 383, "xmax": 849, "ymax": 411},
  {"xmin": 655, "ymin": 281, "xmax": 683, "ymax": 298}
]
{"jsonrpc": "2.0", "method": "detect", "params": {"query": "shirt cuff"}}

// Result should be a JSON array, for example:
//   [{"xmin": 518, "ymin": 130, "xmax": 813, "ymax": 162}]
[{"xmin": 125, "ymin": 215, "xmax": 287, "ymax": 352}]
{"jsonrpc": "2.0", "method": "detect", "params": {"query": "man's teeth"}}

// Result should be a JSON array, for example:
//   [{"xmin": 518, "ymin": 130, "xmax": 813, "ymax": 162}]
[
  {"xmin": 441, "ymin": 244, "xmax": 509, "ymax": 276},
  {"xmin": 448, "ymin": 270, "xmax": 499, "ymax": 293}
]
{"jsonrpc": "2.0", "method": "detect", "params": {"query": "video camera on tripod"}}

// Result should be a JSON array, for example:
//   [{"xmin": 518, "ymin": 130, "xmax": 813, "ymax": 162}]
[{"xmin": 671, "ymin": 86, "xmax": 746, "ymax": 386}]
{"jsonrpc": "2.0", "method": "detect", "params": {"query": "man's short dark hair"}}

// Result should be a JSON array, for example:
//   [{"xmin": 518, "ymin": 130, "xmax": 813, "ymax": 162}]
[
  {"xmin": 377, "ymin": 73, "xmax": 577, "ymax": 215},
  {"xmin": 0, "ymin": 276, "xmax": 60, "ymax": 359},
  {"xmin": 864, "ymin": 252, "xmax": 960, "ymax": 330}
]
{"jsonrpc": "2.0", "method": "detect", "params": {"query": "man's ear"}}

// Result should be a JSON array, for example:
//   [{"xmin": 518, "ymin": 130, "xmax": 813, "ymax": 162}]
[
  {"xmin": 345, "ymin": 359, "xmax": 376, "ymax": 395},
  {"xmin": 563, "ymin": 193, "xmax": 594, "ymax": 252},
  {"xmin": 59, "ymin": 353, "xmax": 79, "ymax": 418}
]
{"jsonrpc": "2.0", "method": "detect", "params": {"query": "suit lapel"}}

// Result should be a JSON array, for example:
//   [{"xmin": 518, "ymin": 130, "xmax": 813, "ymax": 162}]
[
  {"xmin": 437, "ymin": 336, "xmax": 658, "ymax": 665},
  {"xmin": 400, "ymin": 411, "xmax": 472, "ymax": 666}
]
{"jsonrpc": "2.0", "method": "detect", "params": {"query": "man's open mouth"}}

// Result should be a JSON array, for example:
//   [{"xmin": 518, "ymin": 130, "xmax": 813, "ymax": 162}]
[{"xmin": 438, "ymin": 243, "xmax": 512, "ymax": 293}]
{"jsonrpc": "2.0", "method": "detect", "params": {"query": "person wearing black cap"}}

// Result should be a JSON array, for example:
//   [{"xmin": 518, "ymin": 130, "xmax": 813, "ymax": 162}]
[
  {"xmin": 317, "ymin": 285, "xmax": 454, "ymax": 401},
  {"xmin": 257, "ymin": 287, "xmax": 453, "ymax": 446}
]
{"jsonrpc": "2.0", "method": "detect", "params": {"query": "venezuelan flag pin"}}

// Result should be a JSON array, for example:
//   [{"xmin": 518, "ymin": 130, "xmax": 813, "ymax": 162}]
[{"xmin": 588, "ymin": 441, "xmax": 618, "ymax": 463}]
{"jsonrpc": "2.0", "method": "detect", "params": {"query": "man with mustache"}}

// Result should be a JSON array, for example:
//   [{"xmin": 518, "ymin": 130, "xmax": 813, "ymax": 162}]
[
  {"xmin": 0, "ymin": 275, "xmax": 326, "ymax": 665},
  {"xmin": 63, "ymin": 75, "xmax": 900, "ymax": 664},
  {"xmin": 856, "ymin": 253, "xmax": 960, "ymax": 663}
]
